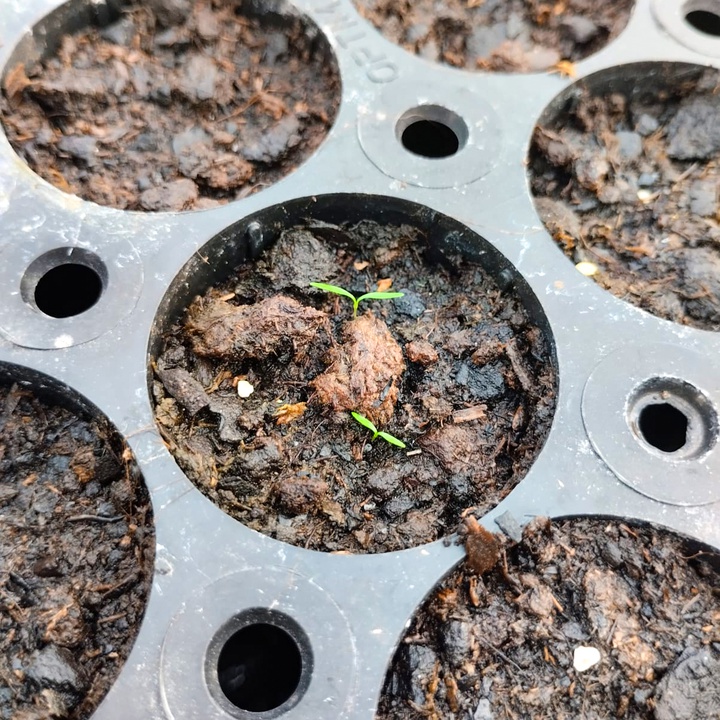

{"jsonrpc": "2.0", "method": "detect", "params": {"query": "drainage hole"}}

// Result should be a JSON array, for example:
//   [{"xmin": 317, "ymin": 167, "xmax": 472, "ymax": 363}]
[
  {"xmin": 638, "ymin": 403, "xmax": 688, "ymax": 453},
  {"xmin": 34, "ymin": 264, "xmax": 103, "ymax": 318},
  {"xmin": 685, "ymin": 9, "xmax": 720, "ymax": 35},
  {"xmin": 217, "ymin": 623, "xmax": 302, "ymax": 712},
  {"xmin": 401, "ymin": 120, "xmax": 460, "ymax": 158}
]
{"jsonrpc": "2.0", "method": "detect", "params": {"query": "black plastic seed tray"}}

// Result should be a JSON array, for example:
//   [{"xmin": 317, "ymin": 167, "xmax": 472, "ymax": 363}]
[{"xmin": 0, "ymin": 0, "xmax": 719, "ymax": 718}]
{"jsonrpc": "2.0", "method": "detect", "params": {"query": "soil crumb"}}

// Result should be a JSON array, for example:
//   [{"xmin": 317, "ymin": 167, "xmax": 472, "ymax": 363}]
[
  {"xmin": 311, "ymin": 314, "xmax": 406, "ymax": 425},
  {"xmin": 530, "ymin": 65, "xmax": 720, "ymax": 331},
  {"xmin": 0, "ymin": 382, "xmax": 154, "ymax": 719},
  {"xmin": 0, "ymin": 0, "xmax": 339, "ymax": 211},
  {"xmin": 353, "ymin": 0, "xmax": 634, "ymax": 72},
  {"xmin": 153, "ymin": 219, "xmax": 557, "ymax": 553},
  {"xmin": 378, "ymin": 517, "xmax": 720, "ymax": 720}
]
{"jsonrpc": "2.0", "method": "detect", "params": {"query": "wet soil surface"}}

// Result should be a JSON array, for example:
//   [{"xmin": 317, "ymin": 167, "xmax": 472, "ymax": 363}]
[
  {"xmin": 0, "ymin": 0, "xmax": 339, "ymax": 212},
  {"xmin": 0, "ymin": 383, "xmax": 154, "ymax": 719},
  {"xmin": 153, "ymin": 221, "xmax": 557, "ymax": 553},
  {"xmin": 530, "ymin": 66, "xmax": 720, "ymax": 331},
  {"xmin": 378, "ymin": 517, "xmax": 720, "ymax": 720},
  {"xmin": 353, "ymin": 0, "xmax": 633, "ymax": 73}
]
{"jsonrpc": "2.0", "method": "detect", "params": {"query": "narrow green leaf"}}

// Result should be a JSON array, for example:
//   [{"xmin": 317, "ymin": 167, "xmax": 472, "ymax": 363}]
[
  {"xmin": 356, "ymin": 291, "xmax": 405, "ymax": 303},
  {"xmin": 351, "ymin": 411, "xmax": 377, "ymax": 434},
  {"xmin": 378, "ymin": 431, "xmax": 407, "ymax": 449},
  {"xmin": 309, "ymin": 282, "xmax": 357, "ymax": 302}
]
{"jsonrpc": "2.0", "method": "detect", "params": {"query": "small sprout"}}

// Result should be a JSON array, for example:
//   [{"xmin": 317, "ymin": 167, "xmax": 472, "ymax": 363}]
[
  {"xmin": 351, "ymin": 411, "xmax": 406, "ymax": 448},
  {"xmin": 310, "ymin": 282, "xmax": 404, "ymax": 317}
]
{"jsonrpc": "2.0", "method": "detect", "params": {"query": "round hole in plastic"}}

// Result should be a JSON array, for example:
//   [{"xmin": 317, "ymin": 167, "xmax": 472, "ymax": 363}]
[
  {"xmin": 396, "ymin": 105, "xmax": 468, "ymax": 158},
  {"xmin": 34, "ymin": 263, "xmax": 104, "ymax": 318},
  {"xmin": 204, "ymin": 607, "xmax": 314, "ymax": 718},
  {"xmin": 638, "ymin": 403, "xmax": 688, "ymax": 453},
  {"xmin": 685, "ymin": 8, "xmax": 720, "ymax": 35}
]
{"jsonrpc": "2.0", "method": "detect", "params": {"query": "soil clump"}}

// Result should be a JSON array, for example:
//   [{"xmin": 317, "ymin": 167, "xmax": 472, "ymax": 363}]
[
  {"xmin": 378, "ymin": 517, "xmax": 720, "ymax": 719},
  {"xmin": 0, "ymin": 0, "xmax": 339, "ymax": 211},
  {"xmin": 153, "ymin": 220, "xmax": 557, "ymax": 553},
  {"xmin": 353, "ymin": 0, "xmax": 633, "ymax": 72},
  {"xmin": 530, "ymin": 66, "xmax": 720, "ymax": 331},
  {"xmin": 0, "ymin": 382, "xmax": 154, "ymax": 719}
]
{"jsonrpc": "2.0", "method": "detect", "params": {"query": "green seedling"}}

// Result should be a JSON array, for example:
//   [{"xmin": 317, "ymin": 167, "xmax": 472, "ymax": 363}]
[
  {"xmin": 351, "ymin": 411, "xmax": 406, "ymax": 449},
  {"xmin": 309, "ymin": 282, "xmax": 404, "ymax": 317}
]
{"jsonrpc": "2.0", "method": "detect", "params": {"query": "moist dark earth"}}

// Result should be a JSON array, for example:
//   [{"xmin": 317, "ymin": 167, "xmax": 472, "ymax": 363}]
[
  {"xmin": 353, "ymin": 0, "xmax": 634, "ymax": 72},
  {"xmin": 0, "ymin": 383, "xmax": 154, "ymax": 720},
  {"xmin": 153, "ymin": 220, "xmax": 557, "ymax": 553},
  {"xmin": 530, "ymin": 65, "xmax": 720, "ymax": 331},
  {"xmin": 0, "ymin": 0, "xmax": 339, "ymax": 211},
  {"xmin": 378, "ymin": 517, "xmax": 720, "ymax": 720}
]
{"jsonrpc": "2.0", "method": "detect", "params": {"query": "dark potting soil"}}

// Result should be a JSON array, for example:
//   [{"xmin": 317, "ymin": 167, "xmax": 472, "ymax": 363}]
[
  {"xmin": 153, "ymin": 221, "xmax": 557, "ymax": 553},
  {"xmin": 0, "ymin": 0, "xmax": 339, "ymax": 212},
  {"xmin": 530, "ymin": 66, "xmax": 720, "ymax": 331},
  {"xmin": 353, "ymin": 0, "xmax": 633, "ymax": 73},
  {"xmin": 378, "ymin": 517, "xmax": 720, "ymax": 720},
  {"xmin": 0, "ymin": 383, "xmax": 154, "ymax": 720}
]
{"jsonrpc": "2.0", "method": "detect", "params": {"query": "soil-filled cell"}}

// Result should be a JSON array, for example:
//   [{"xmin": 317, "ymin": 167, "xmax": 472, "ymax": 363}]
[
  {"xmin": 353, "ymin": 0, "xmax": 634, "ymax": 73},
  {"xmin": 529, "ymin": 63, "xmax": 720, "ymax": 331},
  {"xmin": 151, "ymin": 196, "xmax": 557, "ymax": 553},
  {"xmin": 0, "ymin": 375, "xmax": 154, "ymax": 720},
  {"xmin": 378, "ymin": 517, "xmax": 720, "ymax": 720},
  {"xmin": 0, "ymin": 0, "xmax": 340, "ymax": 212}
]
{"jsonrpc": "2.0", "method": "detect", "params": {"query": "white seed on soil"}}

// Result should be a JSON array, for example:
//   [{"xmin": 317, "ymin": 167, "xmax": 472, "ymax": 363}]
[
  {"xmin": 573, "ymin": 645, "xmax": 601, "ymax": 672},
  {"xmin": 236, "ymin": 380, "xmax": 254, "ymax": 398},
  {"xmin": 575, "ymin": 261, "xmax": 598, "ymax": 276}
]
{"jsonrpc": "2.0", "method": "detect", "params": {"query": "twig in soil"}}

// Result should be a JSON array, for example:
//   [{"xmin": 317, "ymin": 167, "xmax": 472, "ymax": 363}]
[
  {"xmin": 98, "ymin": 612, "xmax": 127, "ymax": 625},
  {"xmin": 672, "ymin": 162, "xmax": 699, "ymax": 186},
  {"xmin": 476, "ymin": 635, "xmax": 524, "ymax": 673},
  {"xmin": 680, "ymin": 593, "xmax": 703, "ymax": 615},
  {"xmin": 67, "ymin": 514, "xmax": 124, "ymax": 523}
]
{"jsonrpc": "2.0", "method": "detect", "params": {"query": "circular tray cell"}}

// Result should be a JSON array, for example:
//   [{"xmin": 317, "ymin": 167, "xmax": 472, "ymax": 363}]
[
  {"xmin": 378, "ymin": 517, "xmax": 720, "ymax": 720},
  {"xmin": 353, "ymin": 0, "xmax": 634, "ymax": 73},
  {"xmin": 0, "ymin": 367, "xmax": 155, "ymax": 720},
  {"xmin": 150, "ymin": 194, "xmax": 557, "ymax": 554},
  {"xmin": 0, "ymin": 0, "xmax": 340, "ymax": 212},
  {"xmin": 529, "ymin": 62, "xmax": 720, "ymax": 331}
]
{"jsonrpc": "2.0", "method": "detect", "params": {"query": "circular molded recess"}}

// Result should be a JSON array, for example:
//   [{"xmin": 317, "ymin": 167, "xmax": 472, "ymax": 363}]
[
  {"xmin": 208, "ymin": 609, "xmax": 312, "ymax": 718},
  {"xmin": 652, "ymin": 0, "xmax": 720, "ymax": 55},
  {"xmin": 529, "ymin": 62, "xmax": 720, "ymax": 331},
  {"xmin": 396, "ymin": 106, "xmax": 468, "ymax": 158},
  {"xmin": 359, "ymin": 85, "xmax": 501, "ymax": 188},
  {"xmin": 0, "ymin": 236, "xmax": 142, "ymax": 348},
  {"xmin": 149, "ymin": 194, "xmax": 558, "ymax": 554},
  {"xmin": 0, "ymin": 361, "xmax": 155, "ymax": 720},
  {"xmin": 628, "ymin": 377, "xmax": 717, "ymax": 459},
  {"xmin": 160, "ymin": 569, "xmax": 353, "ymax": 720},
  {"xmin": 21, "ymin": 247, "xmax": 107, "ymax": 318},
  {"xmin": 352, "ymin": 0, "xmax": 635, "ymax": 72},
  {"xmin": 582, "ymin": 344, "xmax": 720, "ymax": 505},
  {"xmin": 0, "ymin": 0, "xmax": 340, "ymax": 212}
]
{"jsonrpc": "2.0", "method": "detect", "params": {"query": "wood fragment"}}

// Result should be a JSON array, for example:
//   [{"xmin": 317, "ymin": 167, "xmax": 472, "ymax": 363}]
[
  {"xmin": 452, "ymin": 405, "xmax": 487, "ymax": 423},
  {"xmin": 67, "ymin": 514, "xmax": 123, "ymax": 523}
]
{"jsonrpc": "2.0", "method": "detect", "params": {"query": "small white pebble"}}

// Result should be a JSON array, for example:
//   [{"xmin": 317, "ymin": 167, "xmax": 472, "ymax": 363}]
[
  {"xmin": 573, "ymin": 645, "xmax": 601, "ymax": 672},
  {"xmin": 575, "ymin": 261, "xmax": 598, "ymax": 277},
  {"xmin": 637, "ymin": 189, "xmax": 653, "ymax": 202},
  {"xmin": 236, "ymin": 380, "xmax": 254, "ymax": 398}
]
